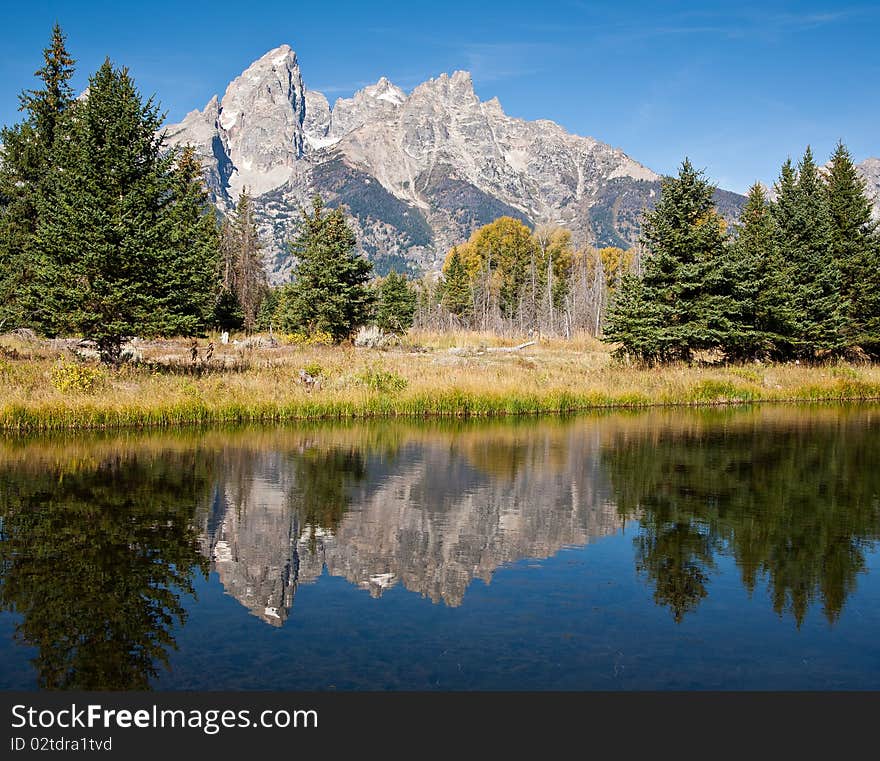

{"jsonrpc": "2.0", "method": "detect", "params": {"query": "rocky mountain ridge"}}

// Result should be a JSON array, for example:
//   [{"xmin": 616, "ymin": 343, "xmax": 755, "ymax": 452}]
[
  {"xmin": 163, "ymin": 44, "xmax": 682, "ymax": 280},
  {"xmin": 167, "ymin": 44, "xmax": 872, "ymax": 281}
]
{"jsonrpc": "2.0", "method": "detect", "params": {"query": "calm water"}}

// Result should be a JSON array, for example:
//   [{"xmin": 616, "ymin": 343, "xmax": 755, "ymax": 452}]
[{"xmin": 2, "ymin": 405, "xmax": 880, "ymax": 690}]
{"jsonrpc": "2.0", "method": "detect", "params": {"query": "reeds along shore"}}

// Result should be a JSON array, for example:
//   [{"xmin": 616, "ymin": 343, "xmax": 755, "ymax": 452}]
[{"xmin": 2, "ymin": 330, "xmax": 880, "ymax": 432}]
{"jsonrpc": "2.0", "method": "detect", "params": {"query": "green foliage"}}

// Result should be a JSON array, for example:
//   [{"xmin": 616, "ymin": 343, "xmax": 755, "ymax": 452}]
[
  {"xmin": 0, "ymin": 25, "xmax": 75, "ymax": 331},
  {"xmin": 276, "ymin": 196, "xmax": 374, "ymax": 342},
  {"xmin": 2, "ymin": 29, "xmax": 220, "ymax": 358},
  {"xmin": 604, "ymin": 159, "xmax": 733, "ymax": 362},
  {"xmin": 302, "ymin": 361, "xmax": 324, "ymax": 378},
  {"xmin": 254, "ymin": 287, "xmax": 279, "ymax": 332},
  {"xmin": 33, "ymin": 59, "xmax": 170, "ymax": 358},
  {"xmin": 605, "ymin": 144, "xmax": 880, "ymax": 364},
  {"xmin": 375, "ymin": 269, "xmax": 417, "ymax": 334},
  {"xmin": 772, "ymin": 147, "xmax": 842, "ymax": 359},
  {"xmin": 355, "ymin": 365, "xmax": 408, "ymax": 393},
  {"xmin": 605, "ymin": 413, "xmax": 880, "ymax": 625},
  {"xmin": 0, "ymin": 450, "xmax": 210, "ymax": 688},
  {"xmin": 825, "ymin": 141, "xmax": 880, "ymax": 355},
  {"xmin": 212, "ymin": 287, "xmax": 244, "ymax": 332},
  {"xmin": 153, "ymin": 146, "xmax": 221, "ymax": 337},
  {"xmin": 721, "ymin": 183, "xmax": 792, "ymax": 360},
  {"xmin": 440, "ymin": 246, "xmax": 472, "ymax": 317}
]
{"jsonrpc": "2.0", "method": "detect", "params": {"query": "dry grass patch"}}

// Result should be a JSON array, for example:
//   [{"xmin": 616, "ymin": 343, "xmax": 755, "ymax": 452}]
[{"xmin": 2, "ymin": 330, "xmax": 880, "ymax": 431}]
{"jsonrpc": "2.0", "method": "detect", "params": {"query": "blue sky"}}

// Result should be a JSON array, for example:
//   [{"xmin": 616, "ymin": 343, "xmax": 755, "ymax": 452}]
[{"xmin": 2, "ymin": 0, "xmax": 877, "ymax": 194}]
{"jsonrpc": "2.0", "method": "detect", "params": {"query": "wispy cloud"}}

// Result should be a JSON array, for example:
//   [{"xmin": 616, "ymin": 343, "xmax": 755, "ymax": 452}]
[
  {"xmin": 531, "ymin": 5, "xmax": 873, "ymax": 45},
  {"xmin": 455, "ymin": 41, "xmax": 563, "ymax": 82}
]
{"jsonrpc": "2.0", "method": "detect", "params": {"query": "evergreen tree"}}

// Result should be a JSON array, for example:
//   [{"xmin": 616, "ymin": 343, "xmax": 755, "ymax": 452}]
[
  {"xmin": 375, "ymin": 269, "xmax": 417, "ymax": 334},
  {"xmin": 154, "ymin": 146, "xmax": 220, "ymax": 336},
  {"xmin": 604, "ymin": 159, "xmax": 733, "ymax": 362},
  {"xmin": 721, "ymin": 183, "xmax": 792, "ymax": 360},
  {"xmin": 825, "ymin": 141, "xmax": 880, "ymax": 355},
  {"xmin": 440, "ymin": 246, "xmax": 473, "ymax": 318},
  {"xmin": 0, "ymin": 24, "xmax": 75, "ymax": 330},
  {"xmin": 772, "ymin": 147, "xmax": 840, "ymax": 359},
  {"xmin": 276, "ymin": 197, "xmax": 374, "ymax": 342},
  {"xmin": 255, "ymin": 287, "xmax": 280, "ymax": 332},
  {"xmin": 20, "ymin": 23, "xmax": 76, "ymax": 152},
  {"xmin": 33, "ymin": 60, "xmax": 218, "ymax": 360},
  {"xmin": 218, "ymin": 191, "xmax": 267, "ymax": 333},
  {"xmin": 604, "ymin": 273, "xmax": 665, "ymax": 361},
  {"xmin": 213, "ymin": 288, "xmax": 244, "ymax": 332}
]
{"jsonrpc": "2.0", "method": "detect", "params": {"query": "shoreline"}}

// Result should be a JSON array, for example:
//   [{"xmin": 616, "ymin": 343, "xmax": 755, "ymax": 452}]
[
  {"xmin": 4, "ymin": 331, "xmax": 880, "ymax": 433},
  {"xmin": 4, "ymin": 388, "xmax": 880, "ymax": 434}
]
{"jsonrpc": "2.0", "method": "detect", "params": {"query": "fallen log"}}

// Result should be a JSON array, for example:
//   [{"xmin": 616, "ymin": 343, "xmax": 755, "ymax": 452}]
[{"xmin": 485, "ymin": 341, "xmax": 537, "ymax": 353}]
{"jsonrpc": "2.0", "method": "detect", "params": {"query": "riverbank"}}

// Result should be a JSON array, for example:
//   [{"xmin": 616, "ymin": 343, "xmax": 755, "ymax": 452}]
[{"xmin": 3, "ymin": 330, "xmax": 880, "ymax": 432}]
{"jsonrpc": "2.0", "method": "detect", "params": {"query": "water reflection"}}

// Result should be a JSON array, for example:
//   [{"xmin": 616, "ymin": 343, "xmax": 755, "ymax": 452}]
[
  {"xmin": 604, "ymin": 408, "xmax": 880, "ymax": 624},
  {"xmin": 1, "ymin": 406, "xmax": 880, "ymax": 689},
  {"xmin": 0, "ymin": 450, "xmax": 210, "ymax": 688},
  {"xmin": 200, "ymin": 424, "xmax": 620, "ymax": 623}
]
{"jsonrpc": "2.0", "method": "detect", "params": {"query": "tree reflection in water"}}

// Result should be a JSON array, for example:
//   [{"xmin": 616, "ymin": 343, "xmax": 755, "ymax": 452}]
[
  {"xmin": 0, "ymin": 451, "xmax": 211, "ymax": 689},
  {"xmin": 604, "ymin": 412, "xmax": 880, "ymax": 625}
]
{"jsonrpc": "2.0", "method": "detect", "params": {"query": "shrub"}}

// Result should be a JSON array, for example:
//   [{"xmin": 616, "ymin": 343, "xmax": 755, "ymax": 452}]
[
  {"xmin": 355, "ymin": 365, "xmax": 408, "ymax": 393},
  {"xmin": 303, "ymin": 362, "xmax": 324, "ymax": 378},
  {"xmin": 280, "ymin": 330, "xmax": 334, "ymax": 347},
  {"xmin": 50, "ymin": 363, "xmax": 105, "ymax": 394}
]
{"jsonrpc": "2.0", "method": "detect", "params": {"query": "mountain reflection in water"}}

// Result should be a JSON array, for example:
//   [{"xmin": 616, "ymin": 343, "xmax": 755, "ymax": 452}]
[{"xmin": 1, "ymin": 406, "xmax": 879, "ymax": 689}]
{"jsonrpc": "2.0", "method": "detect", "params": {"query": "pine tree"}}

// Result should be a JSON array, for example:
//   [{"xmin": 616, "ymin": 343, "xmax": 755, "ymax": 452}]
[
  {"xmin": 218, "ymin": 191, "xmax": 267, "ymax": 332},
  {"xmin": 375, "ymin": 269, "xmax": 417, "ymax": 334},
  {"xmin": 772, "ymin": 147, "xmax": 840, "ymax": 359},
  {"xmin": 20, "ymin": 23, "xmax": 76, "ymax": 153},
  {"xmin": 721, "ymin": 183, "xmax": 792, "ymax": 360},
  {"xmin": 153, "ymin": 146, "xmax": 220, "ymax": 336},
  {"xmin": 33, "ymin": 60, "xmax": 169, "ymax": 358},
  {"xmin": 604, "ymin": 273, "xmax": 665, "ymax": 361},
  {"xmin": 825, "ymin": 141, "xmax": 880, "ymax": 355},
  {"xmin": 0, "ymin": 24, "xmax": 75, "ymax": 330},
  {"xmin": 255, "ymin": 287, "xmax": 279, "ymax": 332},
  {"xmin": 277, "ymin": 197, "xmax": 374, "ymax": 342},
  {"xmin": 33, "ymin": 59, "xmax": 218, "ymax": 360},
  {"xmin": 604, "ymin": 159, "xmax": 733, "ymax": 362},
  {"xmin": 440, "ymin": 246, "xmax": 472, "ymax": 319}
]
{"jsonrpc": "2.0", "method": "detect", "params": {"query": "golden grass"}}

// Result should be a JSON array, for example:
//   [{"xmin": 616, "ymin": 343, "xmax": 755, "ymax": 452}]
[{"xmin": 2, "ymin": 330, "xmax": 880, "ymax": 432}]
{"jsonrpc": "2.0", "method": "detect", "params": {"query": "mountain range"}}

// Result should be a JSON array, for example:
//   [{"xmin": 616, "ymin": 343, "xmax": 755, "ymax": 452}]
[{"xmin": 166, "ymin": 44, "xmax": 878, "ymax": 281}]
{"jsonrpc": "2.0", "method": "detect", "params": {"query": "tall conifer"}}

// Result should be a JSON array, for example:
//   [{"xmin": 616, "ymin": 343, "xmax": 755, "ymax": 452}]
[
  {"xmin": 33, "ymin": 60, "xmax": 218, "ymax": 359},
  {"xmin": 0, "ymin": 24, "xmax": 75, "ymax": 329},
  {"xmin": 722, "ymin": 184, "xmax": 791, "ymax": 359},
  {"xmin": 772, "ymin": 147, "xmax": 840, "ymax": 359},
  {"xmin": 604, "ymin": 159, "xmax": 733, "ymax": 362},
  {"xmin": 440, "ymin": 246, "xmax": 473, "ymax": 319},
  {"xmin": 825, "ymin": 141, "xmax": 880, "ymax": 354},
  {"xmin": 276, "ymin": 197, "xmax": 374, "ymax": 342}
]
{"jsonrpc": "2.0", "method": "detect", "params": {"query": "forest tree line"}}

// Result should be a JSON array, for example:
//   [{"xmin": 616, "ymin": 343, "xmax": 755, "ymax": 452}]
[
  {"xmin": 3, "ymin": 27, "xmax": 879, "ymax": 365},
  {"xmin": 0, "ymin": 27, "xmax": 409, "ymax": 360}
]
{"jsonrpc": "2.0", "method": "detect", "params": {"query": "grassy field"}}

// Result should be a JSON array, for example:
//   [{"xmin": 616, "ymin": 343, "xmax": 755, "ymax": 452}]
[{"xmin": 2, "ymin": 329, "xmax": 880, "ymax": 432}]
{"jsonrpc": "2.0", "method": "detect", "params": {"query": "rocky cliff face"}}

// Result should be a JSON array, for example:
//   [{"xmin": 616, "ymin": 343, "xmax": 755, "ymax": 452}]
[
  {"xmin": 857, "ymin": 158, "xmax": 880, "ymax": 219},
  {"xmin": 166, "ymin": 44, "xmax": 746, "ymax": 281}
]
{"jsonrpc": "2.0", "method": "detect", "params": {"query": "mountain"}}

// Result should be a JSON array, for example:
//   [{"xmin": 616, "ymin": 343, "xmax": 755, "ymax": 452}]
[
  {"xmin": 857, "ymin": 158, "xmax": 880, "ymax": 219},
  {"xmin": 166, "ymin": 44, "xmax": 745, "ymax": 281},
  {"xmin": 198, "ymin": 427, "xmax": 622, "ymax": 625}
]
